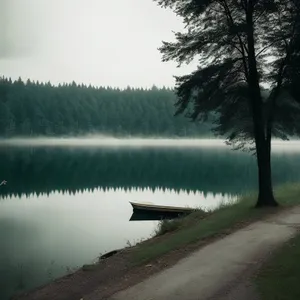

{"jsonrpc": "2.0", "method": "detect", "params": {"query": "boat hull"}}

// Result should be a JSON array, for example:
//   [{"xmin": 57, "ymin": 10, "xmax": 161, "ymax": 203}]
[{"xmin": 129, "ymin": 201, "xmax": 194, "ymax": 221}]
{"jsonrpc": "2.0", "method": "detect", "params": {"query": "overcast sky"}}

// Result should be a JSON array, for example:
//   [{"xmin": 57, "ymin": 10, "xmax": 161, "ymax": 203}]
[{"xmin": 0, "ymin": 0, "xmax": 197, "ymax": 88}]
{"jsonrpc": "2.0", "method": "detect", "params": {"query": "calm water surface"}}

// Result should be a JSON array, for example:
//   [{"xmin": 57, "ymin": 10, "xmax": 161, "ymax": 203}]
[{"xmin": 1, "ymin": 138, "xmax": 300, "ymax": 299}]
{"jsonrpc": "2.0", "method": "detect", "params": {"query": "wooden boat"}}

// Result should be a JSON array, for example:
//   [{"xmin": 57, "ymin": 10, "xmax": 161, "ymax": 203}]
[{"xmin": 129, "ymin": 201, "xmax": 195, "ymax": 221}]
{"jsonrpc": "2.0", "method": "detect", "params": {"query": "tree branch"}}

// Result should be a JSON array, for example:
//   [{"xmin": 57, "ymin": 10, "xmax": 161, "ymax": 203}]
[
  {"xmin": 253, "ymin": 8, "xmax": 266, "ymax": 24},
  {"xmin": 221, "ymin": 0, "xmax": 249, "ymax": 80},
  {"xmin": 255, "ymin": 38, "xmax": 284, "ymax": 58},
  {"xmin": 266, "ymin": 11, "xmax": 299, "ymax": 144}
]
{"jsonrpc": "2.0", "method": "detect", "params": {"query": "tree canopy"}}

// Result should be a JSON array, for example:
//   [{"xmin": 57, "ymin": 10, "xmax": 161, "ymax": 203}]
[
  {"xmin": 0, "ymin": 77, "xmax": 213, "ymax": 137},
  {"xmin": 154, "ymin": 0, "xmax": 300, "ymax": 206},
  {"xmin": 155, "ymin": 0, "xmax": 300, "ymax": 147}
]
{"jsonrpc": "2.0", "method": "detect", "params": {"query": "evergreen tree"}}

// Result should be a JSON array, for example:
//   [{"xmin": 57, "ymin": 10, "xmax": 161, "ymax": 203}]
[
  {"xmin": 154, "ymin": 0, "xmax": 300, "ymax": 207},
  {"xmin": 0, "ymin": 77, "xmax": 214, "ymax": 138}
]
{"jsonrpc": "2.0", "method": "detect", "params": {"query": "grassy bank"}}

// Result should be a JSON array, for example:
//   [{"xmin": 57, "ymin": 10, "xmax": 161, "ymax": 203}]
[
  {"xmin": 255, "ymin": 184, "xmax": 300, "ymax": 300},
  {"xmin": 255, "ymin": 233, "xmax": 300, "ymax": 300},
  {"xmin": 130, "ymin": 183, "xmax": 300, "ymax": 265}
]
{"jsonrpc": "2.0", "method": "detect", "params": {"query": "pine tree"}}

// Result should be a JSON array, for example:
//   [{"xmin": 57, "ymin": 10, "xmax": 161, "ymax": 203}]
[{"xmin": 154, "ymin": 0, "xmax": 300, "ymax": 207}]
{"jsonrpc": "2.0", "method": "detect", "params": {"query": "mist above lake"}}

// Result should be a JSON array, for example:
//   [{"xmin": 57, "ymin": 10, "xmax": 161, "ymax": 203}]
[
  {"xmin": 0, "ymin": 137, "xmax": 226, "ymax": 148},
  {"xmin": 1, "ymin": 136, "xmax": 300, "ymax": 151}
]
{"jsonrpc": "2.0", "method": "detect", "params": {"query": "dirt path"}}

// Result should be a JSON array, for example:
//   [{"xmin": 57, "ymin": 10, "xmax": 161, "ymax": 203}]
[{"xmin": 108, "ymin": 206, "xmax": 300, "ymax": 300}]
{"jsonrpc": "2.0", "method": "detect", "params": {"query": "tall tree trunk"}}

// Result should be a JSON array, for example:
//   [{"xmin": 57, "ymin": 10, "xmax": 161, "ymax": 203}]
[
  {"xmin": 246, "ymin": 1, "xmax": 278, "ymax": 207},
  {"xmin": 255, "ymin": 136, "xmax": 277, "ymax": 207}
]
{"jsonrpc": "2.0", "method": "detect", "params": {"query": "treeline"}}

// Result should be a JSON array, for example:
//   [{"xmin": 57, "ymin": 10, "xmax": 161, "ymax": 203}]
[{"xmin": 0, "ymin": 77, "xmax": 213, "ymax": 137}]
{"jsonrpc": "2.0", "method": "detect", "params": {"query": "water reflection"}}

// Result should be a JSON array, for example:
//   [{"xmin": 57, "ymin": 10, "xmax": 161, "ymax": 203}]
[
  {"xmin": 0, "ymin": 188, "xmax": 232, "ymax": 299},
  {"xmin": 1, "ymin": 142, "xmax": 300, "ymax": 299},
  {"xmin": 1, "ymin": 145, "xmax": 256, "ymax": 197},
  {"xmin": 1, "ymin": 144, "xmax": 300, "ymax": 198}
]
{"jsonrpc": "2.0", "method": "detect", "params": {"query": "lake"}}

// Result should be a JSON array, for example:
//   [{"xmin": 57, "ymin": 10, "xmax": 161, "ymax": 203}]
[{"xmin": 1, "ymin": 138, "xmax": 300, "ymax": 299}]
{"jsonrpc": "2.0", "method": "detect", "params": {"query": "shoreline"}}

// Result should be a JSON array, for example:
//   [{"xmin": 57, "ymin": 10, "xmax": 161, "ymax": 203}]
[{"xmin": 13, "ymin": 183, "xmax": 300, "ymax": 300}]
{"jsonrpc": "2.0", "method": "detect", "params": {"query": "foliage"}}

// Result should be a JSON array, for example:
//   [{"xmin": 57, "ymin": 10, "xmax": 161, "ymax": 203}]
[
  {"xmin": 154, "ymin": 0, "xmax": 300, "ymax": 149},
  {"xmin": 0, "ymin": 77, "xmax": 213, "ymax": 137}
]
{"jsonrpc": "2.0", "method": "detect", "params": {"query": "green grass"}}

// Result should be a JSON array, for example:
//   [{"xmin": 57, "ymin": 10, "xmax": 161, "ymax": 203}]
[
  {"xmin": 256, "ymin": 233, "xmax": 300, "ymax": 300},
  {"xmin": 154, "ymin": 209, "xmax": 208, "ymax": 236},
  {"xmin": 130, "ymin": 183, "xmax": 300, "ymax": 265},
  {"xmin": 82, "ymin": 264, "xmax": 98, "ymax": 271}
]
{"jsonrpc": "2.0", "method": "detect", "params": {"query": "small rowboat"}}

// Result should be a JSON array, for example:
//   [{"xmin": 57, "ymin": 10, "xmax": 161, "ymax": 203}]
[
  {"xmin": 129, "ymin": 201, "xmax": 195, "ymax": 221},
  {"xmin": 130, "ymin": 201, "xmax": 194, "ymax": 214}
]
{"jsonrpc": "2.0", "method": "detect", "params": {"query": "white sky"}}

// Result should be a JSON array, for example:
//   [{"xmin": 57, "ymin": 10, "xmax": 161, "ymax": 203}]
[{"xmin": 0, "ymin": 0, "xmax": 197, "ymax": 88}]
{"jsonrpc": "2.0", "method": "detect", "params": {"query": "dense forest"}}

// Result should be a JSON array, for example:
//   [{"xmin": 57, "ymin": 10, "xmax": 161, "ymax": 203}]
[{"xmin": 0, "ymin": 77, "xmax": 214, "ymax": 137}]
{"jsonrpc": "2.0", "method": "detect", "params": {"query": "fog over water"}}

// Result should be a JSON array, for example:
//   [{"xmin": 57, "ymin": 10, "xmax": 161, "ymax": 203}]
[{"xmin": 1, "ymin": 136, "xmax": 300, "ymax": 150}]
